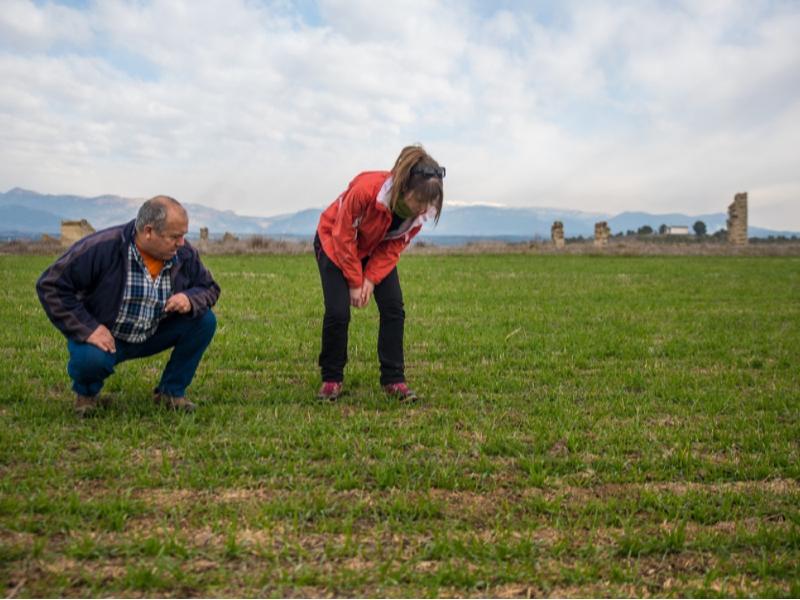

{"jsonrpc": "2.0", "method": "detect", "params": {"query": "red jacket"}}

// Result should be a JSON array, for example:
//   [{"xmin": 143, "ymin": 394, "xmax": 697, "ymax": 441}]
[{"xmin": 317, "ymin": 171, "xmax": 437, "ymax": 288}]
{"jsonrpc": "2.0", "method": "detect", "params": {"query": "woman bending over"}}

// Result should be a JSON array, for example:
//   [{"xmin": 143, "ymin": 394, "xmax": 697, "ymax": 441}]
[{"xmin": 314, "ymin": 144, "xmax": 445, "ymax": 402}]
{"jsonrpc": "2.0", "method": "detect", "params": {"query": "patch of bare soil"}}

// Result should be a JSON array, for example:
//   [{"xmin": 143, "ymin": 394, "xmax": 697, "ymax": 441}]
[
  {"xmin": 11, "ymin": 477, "xmax": 794, "ymax": 521},
  {"xmin": 4, "ymin": 527, "xmax": 793, "ymax": 599},
  {"xmin": 5, "ymin": 479, "xmax": 797, "ymax": 597}
]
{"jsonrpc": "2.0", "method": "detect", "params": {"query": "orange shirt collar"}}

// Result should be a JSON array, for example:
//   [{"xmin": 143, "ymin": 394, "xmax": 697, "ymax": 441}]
[{"xmin": 135, "ymin": 241, "xmax": 165, "ymax": 281}]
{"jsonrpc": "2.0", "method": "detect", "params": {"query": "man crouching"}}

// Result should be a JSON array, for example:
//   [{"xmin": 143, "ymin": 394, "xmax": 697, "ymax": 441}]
[{"xmin": 36, "ymin": 195, "xmax": 220, "ymax": 417}]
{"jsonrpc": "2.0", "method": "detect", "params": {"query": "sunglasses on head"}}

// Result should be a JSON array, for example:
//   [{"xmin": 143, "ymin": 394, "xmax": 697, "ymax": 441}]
[{"xmin": 411, "ymin": 166, "xmax": 446, "ymax": 179}]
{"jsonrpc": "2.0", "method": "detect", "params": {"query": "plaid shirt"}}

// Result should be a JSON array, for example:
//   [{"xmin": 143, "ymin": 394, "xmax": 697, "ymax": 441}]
[{"xmin": 111, "ymin": 243, "xmax": 175, "ymax": 343}]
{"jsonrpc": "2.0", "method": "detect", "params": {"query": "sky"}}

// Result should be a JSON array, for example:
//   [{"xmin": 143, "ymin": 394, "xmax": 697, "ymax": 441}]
[{"xmin": 1, "ymin": 0, "xmax": 799, "ymax": 229}]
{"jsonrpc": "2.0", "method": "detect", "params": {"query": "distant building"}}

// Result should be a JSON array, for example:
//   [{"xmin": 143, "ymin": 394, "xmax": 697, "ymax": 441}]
[
  {"xmin": 727, "ymin": 192, "xmax": 748, "ymax": 246},
  {"xmin": 551, "ymin": 221, "xmax": 565, "ymax": 248},
  {"xmin": 61, "ymin": 220, "xmax": 95, "ymax": 246},
  {"xmin": 666, "ymin": 225, "xmax": 689, "ymax": 235},
  {"xmin": 594, "ymin": 221, "xmax": 610, "ymax": 247}
]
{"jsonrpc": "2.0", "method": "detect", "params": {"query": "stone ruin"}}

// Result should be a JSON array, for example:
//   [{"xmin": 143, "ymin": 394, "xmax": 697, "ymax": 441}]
[
  {"xmin": 60, "ymin": 219, "xmax": 95, "ymax": 247},
  {"xmin": 198, "ymin": 227, "xmax": 209, "ymax": 253},
  {"xmin": 551, "ymin": 221, "xmax": 565, "ymax": 248},
  {"xmin": 594, "ymin": 221, "xmax": 610, "ymax": 247},
  {"xmin": 727, "ymin": 192, "xmax": 748, "ymax": 246}
]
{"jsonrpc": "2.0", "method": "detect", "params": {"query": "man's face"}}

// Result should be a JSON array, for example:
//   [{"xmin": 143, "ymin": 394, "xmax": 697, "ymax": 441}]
[{"xmin": 138, "ymin": 208, "xmax": 189, "ymax": 261}]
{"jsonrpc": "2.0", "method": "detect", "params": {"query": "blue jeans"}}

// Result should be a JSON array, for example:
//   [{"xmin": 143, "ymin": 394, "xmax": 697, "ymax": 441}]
[{"xmin": 67, "ymin": 311, "xmax": 217, "ymax": 398}]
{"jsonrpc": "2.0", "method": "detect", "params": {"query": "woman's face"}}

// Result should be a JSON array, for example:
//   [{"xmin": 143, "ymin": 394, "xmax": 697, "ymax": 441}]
[{"xmin": 404, "ymin": 191, "xmax": 429, "ymax": 216}]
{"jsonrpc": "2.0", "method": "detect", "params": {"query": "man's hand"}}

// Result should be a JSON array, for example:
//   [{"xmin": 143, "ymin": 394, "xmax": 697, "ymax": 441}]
[
  {"xmin": 165, "ymin": 293, "xmax": 192, "ymax": 314},
  {"xmin": 86, "ymin": 324, "xmax": 116, "ymax": 354}
]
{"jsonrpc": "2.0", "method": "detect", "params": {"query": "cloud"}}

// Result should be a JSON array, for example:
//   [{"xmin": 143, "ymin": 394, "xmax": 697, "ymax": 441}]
[
  {"xmin": 0, "ymin": 0, "xmax": 798, "ymax": 230},
  {"xmin": 0, "ymin": 0, "xmax": 92, "ymax": 52}
]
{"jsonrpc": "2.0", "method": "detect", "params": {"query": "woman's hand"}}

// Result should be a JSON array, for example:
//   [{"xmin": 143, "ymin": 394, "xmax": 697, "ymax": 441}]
[
  {"xmin": 360, "ymin": 279, "xmax": 375, "ymax": 307},
  {"xmin": 349, "ymin": 287, "xmax": 363, "ymax": 307},
  {"xmin": 349, "ymin": 279, "xmax": 376, "ymax": 308}
]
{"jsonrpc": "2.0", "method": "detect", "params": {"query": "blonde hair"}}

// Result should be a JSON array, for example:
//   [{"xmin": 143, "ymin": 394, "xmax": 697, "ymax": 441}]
[{"xmin": 390, "ymin": 144, "xmax": 444, "ymax": 225}]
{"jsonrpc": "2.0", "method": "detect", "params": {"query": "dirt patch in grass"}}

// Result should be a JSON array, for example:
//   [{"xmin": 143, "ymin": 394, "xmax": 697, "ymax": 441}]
[
  {"xmin": 135, "ymin": 487, "xmax": 209, "ymax": 507},
  {"xmin": 16, "ymin": 477, "xmax": 796, "ymax": 519},
  {"xmin": 585, "ymin": 478, "xmax": 800, "ymax": 502},
  {"xmin": 5, "ymin": 477, "xmax": 797, "ymax": 596},
  {"xmin": 0, "ymin": 531, "xmax": 38, "ymax": 547},
  {"xmin": 6, "ymin": 480, "xmax": 795, "ymax": 548},
  {"xmin": 4, "ymin": 517, "xmax": 795, "ymax": 599}
]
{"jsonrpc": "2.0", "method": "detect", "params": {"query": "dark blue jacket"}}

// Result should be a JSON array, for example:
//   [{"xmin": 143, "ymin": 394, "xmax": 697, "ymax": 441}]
[{"xmin": 36, "ymin": 220, "xmax": 221, "ymax": 342}]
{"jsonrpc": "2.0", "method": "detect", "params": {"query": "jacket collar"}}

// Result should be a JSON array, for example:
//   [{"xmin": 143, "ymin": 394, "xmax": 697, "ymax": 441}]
[
  {"xmin": 120, "ymin": 220, "xmax": 135, "ymax": 257},
  {"xmin": 122, "ymin": 220, "xmax": 135, "ymax": 244}
]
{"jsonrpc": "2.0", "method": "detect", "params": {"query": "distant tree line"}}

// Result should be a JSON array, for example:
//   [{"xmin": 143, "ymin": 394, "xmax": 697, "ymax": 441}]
[
  {"xmin": 614, "ymin": 221, "xmax": 709, "ymax": 237},
  {"xmin": 564, "ymin": 220, "xmax": 798, "ymax": 244}
]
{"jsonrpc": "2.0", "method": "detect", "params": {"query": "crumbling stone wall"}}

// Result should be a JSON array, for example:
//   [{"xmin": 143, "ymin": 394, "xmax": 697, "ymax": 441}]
[
  {"xmin": 551, "ymin": 221, "xmax": 565, "ymax": 248},
  {"xmin": 594, "ymin": 221, "xmax": 610, "ymax": 247},
  {"xmin": 198, "ymin": 227, "xmax": 209, "ymax": 253},
  {"xmin": 727, "ymin": 192, "xmax": 748, "ymax": 246},
  {"xmin": 61, "ymin": 220, "xmax": 95, "ymax": 247}
]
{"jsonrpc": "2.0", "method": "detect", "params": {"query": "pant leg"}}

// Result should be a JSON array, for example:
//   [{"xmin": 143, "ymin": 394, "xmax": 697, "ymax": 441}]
[
  {"xmin": 121, "ymin": 311, "xmax": 217, "ymax": 398},
  {"xmin": 315, "ymin": 234, "xmax": 351, "ymax": 382},
  {"xmin": 372, "ymin": 266, "xmax": 405, "ymax": 386},
  {"xmin": 66, "ymin": 311, "xmax": 216, "ymax": 398},
  {"xmin": 67, "ymin": 339, "xmax": 118, "ymax": 397}
]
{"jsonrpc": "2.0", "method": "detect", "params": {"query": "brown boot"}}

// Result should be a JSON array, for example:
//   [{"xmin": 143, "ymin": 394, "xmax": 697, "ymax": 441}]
[
  {"xmin": 74, "ymin": 393, "xmax": 99, "ymax": 418},
  {"xmin": 152, "ymin": 389, "xmax": 197, "ymax": 413}
]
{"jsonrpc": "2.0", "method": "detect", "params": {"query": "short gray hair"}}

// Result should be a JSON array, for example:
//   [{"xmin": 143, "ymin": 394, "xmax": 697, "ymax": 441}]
[{"xmin": 135, "ymin": 195, "xmax": 184, "ymax": 234}]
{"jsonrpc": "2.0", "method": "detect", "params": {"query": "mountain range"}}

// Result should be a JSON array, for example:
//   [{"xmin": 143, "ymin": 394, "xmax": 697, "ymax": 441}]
[{"xmin": 1, "ymin": 187, "xmax": 796, "ymax": 241}]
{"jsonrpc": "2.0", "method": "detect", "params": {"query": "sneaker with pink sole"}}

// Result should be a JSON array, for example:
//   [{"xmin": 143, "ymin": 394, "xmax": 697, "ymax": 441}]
[
  {"xmin": 317, "ymin": 381, "xmax": 343, "ymax": 402},
  {"xmin": 383, "ymin": 382, "xmax": 418, "ymax": 403}
]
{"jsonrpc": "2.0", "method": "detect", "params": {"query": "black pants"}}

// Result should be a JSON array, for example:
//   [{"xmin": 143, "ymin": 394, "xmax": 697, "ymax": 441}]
[{"xmin": 315, "ymin": 234, "xmax": 405, "ymax": 385}]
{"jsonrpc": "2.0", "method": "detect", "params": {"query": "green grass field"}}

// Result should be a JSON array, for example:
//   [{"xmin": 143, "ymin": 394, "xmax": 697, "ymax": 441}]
[{"xmin": 1, "ymin": 252, "xmax": 799, "ymax": 598}]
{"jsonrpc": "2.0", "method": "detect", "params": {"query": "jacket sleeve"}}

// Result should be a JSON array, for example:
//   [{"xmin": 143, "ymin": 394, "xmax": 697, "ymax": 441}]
[
  {"xmin": 363, "ymin": 223, "xmax": 422, "ymax": 285},
  {"xmin": 177, "ymin": 244, "xmax": 221, "ymax": 317},
  {"xmin": 330, "ymin": 186, "xmax": 372, "ymax": 289},
  {"xmin": 36, "ymin": 247, "xmax": 103, "ymax": 342}
]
